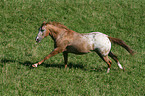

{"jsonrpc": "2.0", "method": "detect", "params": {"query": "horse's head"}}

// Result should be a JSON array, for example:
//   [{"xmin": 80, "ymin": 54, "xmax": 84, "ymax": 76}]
[{"xmin": 35, "ymin": 21, "xmax": 50, "ymax": 43}]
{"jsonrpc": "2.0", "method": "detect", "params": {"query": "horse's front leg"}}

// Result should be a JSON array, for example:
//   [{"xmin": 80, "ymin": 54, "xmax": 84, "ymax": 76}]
[
  {"xmin": 63, "ymin": 52, "xmax": 68, "ymax": 68},
  {"xmin": 32, "ymin": 47, "xmax": 65, "ymax": 67}
]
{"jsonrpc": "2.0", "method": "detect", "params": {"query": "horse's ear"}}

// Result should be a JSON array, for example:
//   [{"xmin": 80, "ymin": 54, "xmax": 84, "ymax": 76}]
[{"xmin": 43, "ymin": 21, "xmax": 46, "ymax": 24}]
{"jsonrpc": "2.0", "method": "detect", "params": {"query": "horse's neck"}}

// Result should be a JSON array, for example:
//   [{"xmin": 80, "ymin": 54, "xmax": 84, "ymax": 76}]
[{"xmin": 48, "ymin": 25, "xmax": 66, "ymax": 40}]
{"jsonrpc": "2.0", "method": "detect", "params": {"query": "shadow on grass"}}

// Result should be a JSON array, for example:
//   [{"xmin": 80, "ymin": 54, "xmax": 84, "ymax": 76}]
[
  {"xmin": 89, "ymin": 66, "xmax": 107, "ymax": 72},
  {"xmin": 19, "ymin": 61, "xmax": 35, "ymax": 69},
  {"xmin": 1, "ymin": 59, "xmax": 16, "ymax": 63},
  {"xmin": 20, "ymin": 61, "xmax": 86, "ymax": 70},
  {"xmin": 1, "ymin": 58, "xmax": 85, "ymax": 70},
  {"xmin": 1, "ymin": 58, "xmax": 109, "ymax": 72},
  {"xmin": 0, "ymin": 59, "xmax": 16, "ymax": 67},
  {"xmin": 0, "ymin": 59, "xmax": 33, "ymax": 69},
  {"xmin": 41, "ymin": 62, "xmax": 85, "ymax": 70}
]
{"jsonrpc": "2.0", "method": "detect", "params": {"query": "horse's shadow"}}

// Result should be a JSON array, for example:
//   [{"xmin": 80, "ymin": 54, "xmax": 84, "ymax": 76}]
[
  {"xmin": 20, "ymin": 61, "xmax": 85, "ymax": 70},
  {"xmin": 0, "ymin": 59, "xmax": 16, "ymax": 67},
  {"xmin": 20, "ymin": 61, "xmax": 108, "ymax": 72},
  {"xmin": 1, "ymin": 59, "xmax": 108, "ymax": 72},
  {"xmin": 1, "ymin": 58, "xmax": 85, "ymax": 70}
]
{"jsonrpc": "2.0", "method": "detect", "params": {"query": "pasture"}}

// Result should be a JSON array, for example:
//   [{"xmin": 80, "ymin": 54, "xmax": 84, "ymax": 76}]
[{"xmin": 0, "ymin": 0, "xmax": 144, "ymax": 95}]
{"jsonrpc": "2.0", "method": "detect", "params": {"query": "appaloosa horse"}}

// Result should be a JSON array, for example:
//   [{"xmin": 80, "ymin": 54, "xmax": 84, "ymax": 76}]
[{"xmin": 32, "ymin": 21, "xmax": 134, "ymax": 73}]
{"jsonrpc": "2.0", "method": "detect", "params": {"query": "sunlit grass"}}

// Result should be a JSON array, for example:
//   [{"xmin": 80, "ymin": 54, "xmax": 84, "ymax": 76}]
[{"xmin": 0, "ymin": 0, "xmax": 144, "ymax": 95}]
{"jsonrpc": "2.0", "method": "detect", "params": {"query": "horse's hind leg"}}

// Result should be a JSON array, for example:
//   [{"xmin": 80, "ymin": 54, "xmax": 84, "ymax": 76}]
[
  {"xmin": 95, "ymin": 50, "xmax": 112, "ymax": 73},
  {"xmin": 103, "ymin": 56, "xmax": 112, "ymax": 73},
  {"xmin": 109, "ymin": 51, "xmax": 123, "ymax": 69}
]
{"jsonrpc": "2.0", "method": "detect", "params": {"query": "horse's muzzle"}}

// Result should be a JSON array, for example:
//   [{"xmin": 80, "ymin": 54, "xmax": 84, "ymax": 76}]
[{"xmin": 36, "ymin": 38, "xmax": 40, "ymax": 43}]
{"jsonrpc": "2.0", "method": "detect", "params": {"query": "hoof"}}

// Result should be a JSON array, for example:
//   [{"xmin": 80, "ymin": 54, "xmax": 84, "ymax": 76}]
[
  {"xmin": 107, "ymin": 68, "xmax": 110, "ymax": 73},
  {"xmin": 32, "ymin": 64, "xmax": 38, "ymax": 67}
]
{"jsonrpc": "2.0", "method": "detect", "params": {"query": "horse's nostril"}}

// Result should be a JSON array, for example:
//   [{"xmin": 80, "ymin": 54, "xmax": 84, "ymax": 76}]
[{"xmin": 36, "ymin": 39, "xmax": 39, "ymax": 42}]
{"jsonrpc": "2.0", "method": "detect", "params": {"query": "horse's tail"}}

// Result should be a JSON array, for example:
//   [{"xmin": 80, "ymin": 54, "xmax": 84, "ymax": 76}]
[{"xmin": 108, "ymin": 36, "xmax": 134, "ymax": 55}]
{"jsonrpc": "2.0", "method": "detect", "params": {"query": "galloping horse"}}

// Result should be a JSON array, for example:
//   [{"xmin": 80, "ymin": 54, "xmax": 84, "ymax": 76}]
[{"xmin": 32, "ymin": 21, "xmax": 134, "ymax": 73}]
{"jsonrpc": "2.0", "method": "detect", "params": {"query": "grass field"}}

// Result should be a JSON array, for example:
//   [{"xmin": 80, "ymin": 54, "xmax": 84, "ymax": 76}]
[{"xmin": 0, "ymin": 0, "xmax": 145, "ymax": 95}]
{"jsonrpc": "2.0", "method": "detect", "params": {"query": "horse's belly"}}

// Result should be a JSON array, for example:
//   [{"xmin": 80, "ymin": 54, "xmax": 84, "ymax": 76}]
[{"xmin": 66, "ymin": 44, "xmax": 91, "ymax": 54}]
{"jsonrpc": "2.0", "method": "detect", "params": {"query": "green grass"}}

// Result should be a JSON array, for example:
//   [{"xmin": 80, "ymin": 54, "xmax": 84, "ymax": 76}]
[{"xmin": 0, "ymin": 0, "xmax": 145, "ymax": 95}]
